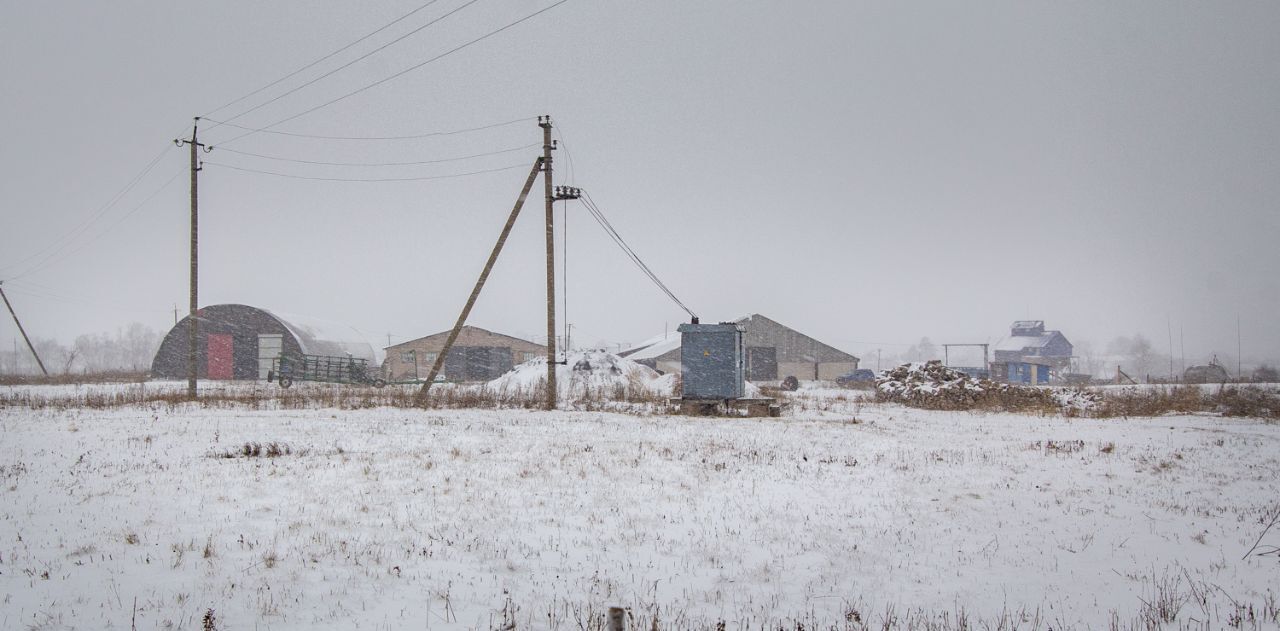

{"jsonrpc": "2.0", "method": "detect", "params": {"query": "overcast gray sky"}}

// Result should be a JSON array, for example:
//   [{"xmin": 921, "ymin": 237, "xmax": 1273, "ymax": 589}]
[{"xmin": 1, "ymin": 1, "xmax": 1277, "ymax": 368}]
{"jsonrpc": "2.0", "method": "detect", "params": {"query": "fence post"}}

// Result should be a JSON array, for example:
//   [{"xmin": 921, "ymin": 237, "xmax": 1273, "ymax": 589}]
[{"xmin": 607, "ymin": 607, "xmax": 625, "ymax": 631}]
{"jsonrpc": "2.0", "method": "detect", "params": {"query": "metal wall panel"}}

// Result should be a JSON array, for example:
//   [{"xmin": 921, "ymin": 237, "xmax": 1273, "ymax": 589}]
[
  {"xmin": 258, "ymin": 334, "xmax": 283, "ymax": 380},
  {"xmin": 747, "ymin": 346, "xmax": 777, "ymax": 381},
  {"xmin": 678, "ymin": 323, "xmax": 745, "ymax": 399}
]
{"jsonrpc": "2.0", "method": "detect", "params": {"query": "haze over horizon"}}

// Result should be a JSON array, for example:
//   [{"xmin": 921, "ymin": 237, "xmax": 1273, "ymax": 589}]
[{"xmin": 2, "ymin": 1, "xmax": 1277, "ymax": 371}]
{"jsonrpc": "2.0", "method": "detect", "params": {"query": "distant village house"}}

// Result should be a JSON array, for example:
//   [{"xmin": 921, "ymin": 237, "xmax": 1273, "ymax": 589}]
[
  {"xmin": 383, "ymin": 325, "xmax": 543, "ymax": 382},
  {"xmin": 989, "ymin": 320, "xmax": 1073, "ymax": 385}
]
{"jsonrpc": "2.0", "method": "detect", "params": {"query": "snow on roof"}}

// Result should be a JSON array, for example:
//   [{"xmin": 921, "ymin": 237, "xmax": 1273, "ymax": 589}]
[
  {"xmin": 621, "ymin": 332, "xmax": 682, "ymax": 361},
  {"xmin": 264, "ymin": 309, "xmax": 377, "ymax": 363},
  {"xmin": 385, "ymin": 325, "xmax": 540, "ymax": 351},
  {"xmin": 993, "ymin": 332, "xmax": 1056, "ymax": 352},
  {"xmin": 622, "ymin": 315, "xmax": 756, "ymax": 361}
]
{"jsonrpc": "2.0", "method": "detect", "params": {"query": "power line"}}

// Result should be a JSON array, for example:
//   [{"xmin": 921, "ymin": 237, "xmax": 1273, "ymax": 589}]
[
  {"xmin": 25, "ymin": 168, "xmax": 187, "ymax": 277},
  {"xmin": 198, "ymin": 115, "xmax": 533, "ymax": 141},
  {"xmin": 211, "ymin": 0, "xmax": 483, "ymax": 129},
  {"xmin": 204, "ymin": 160, "xmax": 529, "ymax": 182},
  {"xmin": 214, "ymin": 141, "xmax": 539, "ymax": 167},
  {"xmin": 579, "ymin": 192, "xmax": 697, "ymax": 320},
  {"xmin": 2, "ymin": 141, "xmax": 177, "ymax": 281},
  {"xmin": 555, "ymin": 129, "xmax": 575, "ymax": 187},
  {"xmin": 217, "ymin": 0, "xmax": 574, "ymax": 146},
  {"xmin": 1, "ymin": 143, "xmax": 170, "ymax": 276},
  {"xmin": 2, "ymin": 283, "xmax": 172, "ymax": 315},
  {"xmin": 202, "ymin": 0, "xmax": 448, "ymax": 120}
]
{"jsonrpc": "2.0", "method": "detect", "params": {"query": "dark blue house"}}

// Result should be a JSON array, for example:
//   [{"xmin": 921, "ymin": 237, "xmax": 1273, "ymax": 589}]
[{"xmin": 990, "ymin": 321, "xmax": 1073, "ymax": 385}]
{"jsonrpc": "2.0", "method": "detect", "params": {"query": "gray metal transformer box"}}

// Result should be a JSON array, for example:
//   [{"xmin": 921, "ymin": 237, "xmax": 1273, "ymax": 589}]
[{"xmin": 677, "ymin": 322, "xmax": 745, "ymax": 400}]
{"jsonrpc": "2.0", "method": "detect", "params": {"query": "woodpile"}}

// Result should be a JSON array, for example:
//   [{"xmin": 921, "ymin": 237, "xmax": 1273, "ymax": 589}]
[{"xmin": 875, "ymin": 360, "xmax": 1073, "ymax": 412}]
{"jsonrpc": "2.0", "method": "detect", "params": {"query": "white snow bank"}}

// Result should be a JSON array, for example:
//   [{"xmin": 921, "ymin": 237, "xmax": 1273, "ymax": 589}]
[{"xmin": 486, "ymin": 350, "xmax": 675, "ymax": 399}]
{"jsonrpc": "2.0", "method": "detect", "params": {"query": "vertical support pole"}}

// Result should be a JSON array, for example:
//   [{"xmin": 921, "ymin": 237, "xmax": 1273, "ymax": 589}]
[
  {"xmin": 0, "ymin": 282, "xmax": 48, "ymax": 376},
  {"xmin": 540, "ymin": 115, "xmax": 557, "ymax": 410},
  {"xmin": 175, "ymin": 119, "xmax": 205, "ymax": 399},
  {"xmin": 188, "ymin": 124, "xmax": 199, "ymax": 398},
  {"xmin": 1237, "ymin": 314, "xmax": 1242, "ymax": 381}
]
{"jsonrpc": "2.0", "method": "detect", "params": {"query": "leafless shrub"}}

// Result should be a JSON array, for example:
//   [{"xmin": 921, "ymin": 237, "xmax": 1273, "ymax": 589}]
[
  {"xmin": 0, "ymin": 370, "xmax": 147, "ymax": 386},
  {"xmin": 211, "ymin": 442, "xmax": 308, "ymax": 459},
  {"xmin": 1138, "ymin": 570, "xmax": 1188, "ymax": 626},
  {"xmin": 170, "ymin": 542, "xmax": 186, "ymax": 569},
  {"xmin": 1027, "ymin": 439, "xmax": 1086, "ymax": 455},
  {"xmin": 1, "ymin": 376, "xmax": 680, "ymax": 415},
  {"xmin": 1214, "ymin": 386, "xmax": 1279, "ymax": 418},
  {"xmin": 201, "ymin": 609, "xmax": 218, "ymax": 631},
  {"xmin": 1094, "ymin": 386, "xmax": 1278, "ymax": 419}
]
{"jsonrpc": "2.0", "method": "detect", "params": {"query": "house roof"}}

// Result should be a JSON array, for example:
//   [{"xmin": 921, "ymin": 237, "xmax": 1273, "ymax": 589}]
[
  {"xmin": 619, "ymin": 333, "xmax": 681, "ymax": 361},
  {"xmin": 384, "ymin": 325, "xmax": 541, "ymax": 351},
  {"xmin": 621, "ymin": 314, "xmax": 859, "ymax": 364},
  {"xmin": 993, "ymin": 330, "xmax": 1068, "ymax": 353}
]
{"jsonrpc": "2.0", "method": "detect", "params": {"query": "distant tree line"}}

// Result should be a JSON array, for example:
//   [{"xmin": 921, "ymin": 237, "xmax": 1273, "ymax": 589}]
[{"xmin": 0, "ymin": 322, "xmax": 160, "ymax": 375}]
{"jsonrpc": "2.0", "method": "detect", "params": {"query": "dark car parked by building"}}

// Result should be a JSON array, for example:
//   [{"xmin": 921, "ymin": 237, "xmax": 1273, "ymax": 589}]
[{"xmin": 835, "ymin": 368, "xmax": 877, "ymax": 387}]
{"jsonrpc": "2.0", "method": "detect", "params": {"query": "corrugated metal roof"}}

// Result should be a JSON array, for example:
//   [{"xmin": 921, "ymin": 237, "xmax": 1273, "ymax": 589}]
[
  {"xmin": 993, "ymin": 333, "xmax": 1056, "ymax": 352},
  {"xmin": 265, "ymin": 309, "xmax": 377, "ymax": 363},
  {"xmin": 620, "ymin": 333, "xmax": 681, "ymax": 361},
  {"xmin": 622, "ymin": 314, "xmax": 859, "ymax": 364}
]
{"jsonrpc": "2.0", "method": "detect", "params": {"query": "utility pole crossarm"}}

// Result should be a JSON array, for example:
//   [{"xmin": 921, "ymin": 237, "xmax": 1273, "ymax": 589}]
[{"xmin": 553, "ymin": 186, "xmax": 581, "ymax": 201}]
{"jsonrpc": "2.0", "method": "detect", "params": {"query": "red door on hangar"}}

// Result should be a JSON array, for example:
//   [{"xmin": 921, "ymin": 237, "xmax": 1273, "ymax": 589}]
[{"xmin": 206, "ymin": 334, "xmax": 234, "ymax": 380}]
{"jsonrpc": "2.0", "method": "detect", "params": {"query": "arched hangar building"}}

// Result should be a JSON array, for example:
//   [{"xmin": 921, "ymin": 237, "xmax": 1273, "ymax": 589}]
[{"xmin": 151, "ymin": 304, "xmax": 375, "ymax": 381}]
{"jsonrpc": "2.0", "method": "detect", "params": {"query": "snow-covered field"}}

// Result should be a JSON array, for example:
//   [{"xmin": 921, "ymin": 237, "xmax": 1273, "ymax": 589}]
[{"xmin": 2, "ymin": 386, "xmax": 1278, "ymax": 629}]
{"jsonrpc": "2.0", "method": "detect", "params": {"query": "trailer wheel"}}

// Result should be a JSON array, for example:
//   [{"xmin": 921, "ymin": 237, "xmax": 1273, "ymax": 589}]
[
  {"xmin": 372, "ymin": 378, "xmax": 387, "ymax": 388},
  {"xmin": 266, "ymin": 370, "xmax": 275, "ymax": 383},
  {"xmin": 278, "ymin": 375, "xmax": 293, "ymax": 389}
]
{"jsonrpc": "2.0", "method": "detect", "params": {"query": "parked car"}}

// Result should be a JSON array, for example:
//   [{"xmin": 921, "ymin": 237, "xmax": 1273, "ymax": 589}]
[{"xmin": 835, "ymin": 368, "xmax": 876, "ymax": 387}]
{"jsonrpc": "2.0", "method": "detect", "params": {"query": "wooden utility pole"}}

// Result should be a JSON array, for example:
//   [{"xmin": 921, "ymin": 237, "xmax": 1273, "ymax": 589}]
[
  {"xmin": 0, "ymin": 281, "xmax": 48, "ymax": 376},
  {"xmin": 416, "ymin": 159, "xmax": 545, "ymax": 403},
  {"xmin": 175, "ymin": 118, "xmax": 207, "ymax": 399},
  {"xmin": 540, "ymin": 116, "xmax": 557, "ymax": 410}
]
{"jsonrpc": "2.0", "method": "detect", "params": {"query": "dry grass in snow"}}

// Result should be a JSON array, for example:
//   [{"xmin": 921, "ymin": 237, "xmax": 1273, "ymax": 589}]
[{"xmin": 1, "ymin": 385, "xmax": 1278, "ymax": 629}]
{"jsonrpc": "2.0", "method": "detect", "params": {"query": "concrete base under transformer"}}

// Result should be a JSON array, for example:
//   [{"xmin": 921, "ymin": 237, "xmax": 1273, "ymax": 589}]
[{"xmin": 671, "ymin": 397, "xmax": 781, "ymax": 417}]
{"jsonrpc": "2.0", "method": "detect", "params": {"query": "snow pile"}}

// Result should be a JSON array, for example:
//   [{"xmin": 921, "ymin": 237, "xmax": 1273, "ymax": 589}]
[
  {"xmin": 876, "ymin": 361, "xmax": 1058, "ymax": 412},
  {"xmin": 876, "ymin": 361, "xmax": 992, "ymax": 408},
  {"xmin": 1053, "ymin": 388, "xmax": 1103, "ymax": 414},
  {"xmin": 487, "ymin": 350, "xmax": 674, "ymax": 400}
]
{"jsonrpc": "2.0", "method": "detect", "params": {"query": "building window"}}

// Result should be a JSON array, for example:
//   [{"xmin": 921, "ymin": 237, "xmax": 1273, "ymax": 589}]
[
  {"xmin": 423, "ymin": 352, "xmax": 438, "ymax": 365},
  {"xmin": 401, "ymin": 350, "xmax": 416, "ymax": 363},
  {"xmin": 521, "ymin": 352, "xmax": 538, "ymax": 363}
]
